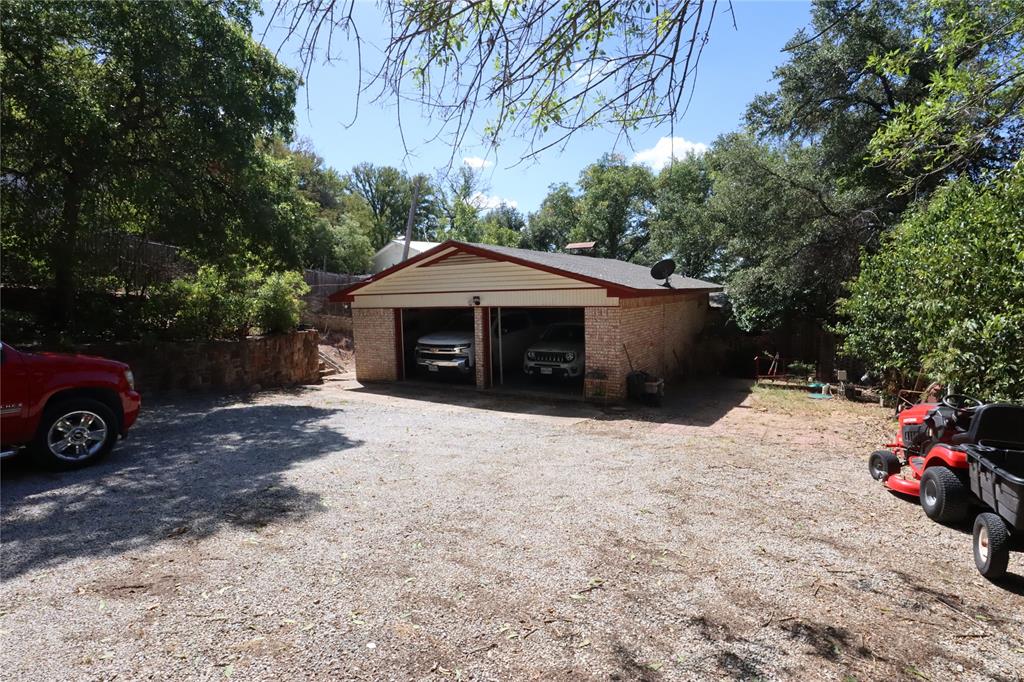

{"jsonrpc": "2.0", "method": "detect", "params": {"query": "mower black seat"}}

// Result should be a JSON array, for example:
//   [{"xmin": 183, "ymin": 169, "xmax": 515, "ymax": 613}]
[{"xmin": 954, "ymin": 403, "xmax": 1024, "ymax": 449}]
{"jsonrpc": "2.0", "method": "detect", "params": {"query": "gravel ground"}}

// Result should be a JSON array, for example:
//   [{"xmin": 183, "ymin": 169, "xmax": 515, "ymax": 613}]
[{"xmin": 2, "ymin": 379, "xmax": 1023, "ymax": 681}]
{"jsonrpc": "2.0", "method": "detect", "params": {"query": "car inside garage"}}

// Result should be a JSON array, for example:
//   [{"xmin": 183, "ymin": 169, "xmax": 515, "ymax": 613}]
[
  {"xmin": 335, "ymin": 241, "xmax": 722, "ymax": 402},
  {"xmin": 400, "ymin": 307, "xmax": 476, "ymax": 384},
  {"xmin": 490, "ymin": 307, "xmax": 584, "ymax": 396}
]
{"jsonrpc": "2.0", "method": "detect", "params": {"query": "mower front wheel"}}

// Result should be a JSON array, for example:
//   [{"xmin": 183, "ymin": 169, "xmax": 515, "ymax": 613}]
[
  {"xmin": 868, "ymin": 450, "xmax": 901, "ymax": 481},
  {"xmin": 973, "ymin": 513, "xmax": 1011, "ymax": 580},
  {"xmin": 919, "ymin": 466, "xmax": 969, "ymax": 524}
]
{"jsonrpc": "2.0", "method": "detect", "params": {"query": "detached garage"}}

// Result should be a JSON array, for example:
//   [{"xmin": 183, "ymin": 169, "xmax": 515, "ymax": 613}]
[{"xmin": 330, "ymin": 241, "xmax": 722, "ymax": 402}]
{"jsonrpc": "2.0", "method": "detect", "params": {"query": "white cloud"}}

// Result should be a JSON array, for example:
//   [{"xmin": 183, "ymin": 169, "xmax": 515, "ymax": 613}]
[
  {"xmin": 572, "ymin": 60, "xmax": 615, "ymax": 87},
  {"xmin": 631, "ymin": 136, "xmax": 709, "ymax": 170},
  {"xmin": 470, "ymin": 192, "xmax": 518, "ymax": 211},
  {"xmin": 462, "ymin": 156, "xmax": 492, "ymax": 169}
]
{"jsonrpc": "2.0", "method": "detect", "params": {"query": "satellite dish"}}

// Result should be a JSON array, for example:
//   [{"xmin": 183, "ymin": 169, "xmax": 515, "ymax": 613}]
[{"xmin": 650, "ymin": 258, "xmax": 676, "ymax": 288}]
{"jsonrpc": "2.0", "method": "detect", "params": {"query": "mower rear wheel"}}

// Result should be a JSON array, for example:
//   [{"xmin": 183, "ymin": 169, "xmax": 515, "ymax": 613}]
[
  {"xmin": 973, "ymin": 513, "xmax": 1011, "ymax": 580},
  {"xmin": 919, "ymin": 466, "xmax": 969, "ymax": 524},
  {"xmin": 868, "ymin": 450, "xmax": 901, "ymax": 481}
]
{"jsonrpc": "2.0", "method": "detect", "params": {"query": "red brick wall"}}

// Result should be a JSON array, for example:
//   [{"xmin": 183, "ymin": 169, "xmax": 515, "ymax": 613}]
[
  {"xmin": 474, "ymin": 307, "xmax": 491, "ymax": 389},
  {"xmin": 584, "ymin": 307, "xmax": 627, "ymax": 401},
  {"xmin": 585, "ymin": 294, "xmax": 709, "ymax": 402},
  {"xmin": 620, "ymin": 299, "xmax": 662, "ymax": 377},
  {"xmin": 353, "ymin": 308, "xmax": 398, "ymax": 382},
  {"xmin": 658, "ymin": 296, "xmax": 707, "ymax": 378}
]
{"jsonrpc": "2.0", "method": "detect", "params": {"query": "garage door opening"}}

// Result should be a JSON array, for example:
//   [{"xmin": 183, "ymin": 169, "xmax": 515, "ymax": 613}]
[
  {"xmin": 491, "ymin": 307, "xmax": 584, "ymax": 397},
  {"xmin": 400, "ymin": 308, "xmax": 476, "ymax": 384}
]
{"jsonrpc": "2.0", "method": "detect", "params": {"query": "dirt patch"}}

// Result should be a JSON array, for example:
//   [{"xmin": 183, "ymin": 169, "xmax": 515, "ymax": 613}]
[{"xmin": 318, "ymin": 331, "xmax": 354, "ymax": 373}]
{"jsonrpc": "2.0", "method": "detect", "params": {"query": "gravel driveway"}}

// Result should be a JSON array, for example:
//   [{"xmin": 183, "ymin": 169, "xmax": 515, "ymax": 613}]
[{"xmin": 2, "ymin": 379, "xmax": 1023, "ymax": 681}]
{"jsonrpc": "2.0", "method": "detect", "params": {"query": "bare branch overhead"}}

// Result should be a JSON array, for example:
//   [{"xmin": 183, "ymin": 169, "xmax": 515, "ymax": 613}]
[{"xmin": 268, "ymin": 0, "xmax": 726, "ymax": 164}]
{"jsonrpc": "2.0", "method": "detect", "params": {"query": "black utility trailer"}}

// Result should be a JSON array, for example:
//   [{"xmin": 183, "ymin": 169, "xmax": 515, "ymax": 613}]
[{"xmin": 966, "ymin": 434, "xmax": 1024, "ymax": 579}]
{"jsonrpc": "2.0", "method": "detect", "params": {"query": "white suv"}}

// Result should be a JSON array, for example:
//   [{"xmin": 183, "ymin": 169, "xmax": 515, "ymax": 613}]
[
  {"xmin": 415, "ymin": 310, "xmax": 538, "ymax": 375},
  {"xmin": 523, "ymin": 323, "xmax": 585, "ymax": 378}
]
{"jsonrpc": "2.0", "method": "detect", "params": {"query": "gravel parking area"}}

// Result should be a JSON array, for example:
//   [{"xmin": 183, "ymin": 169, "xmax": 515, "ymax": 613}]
[{"xmin": 2, "ymin": 379, "xmax": 1023, "ymax": 681}]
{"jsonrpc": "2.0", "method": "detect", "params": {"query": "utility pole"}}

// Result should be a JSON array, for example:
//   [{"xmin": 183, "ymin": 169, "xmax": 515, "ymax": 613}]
[{"xmin": 401, "ymin": 176, "xmax": 421, "ymax": 262}]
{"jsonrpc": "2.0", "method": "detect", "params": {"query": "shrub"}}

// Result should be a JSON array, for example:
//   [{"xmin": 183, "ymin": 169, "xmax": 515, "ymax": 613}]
[
  {"xmin": 145, "ymin": 265, "xmax": 308, "ymax": 340},
  {"xmin": 254, "ymin": 271, "xmax": 310, "ymax": 334},
  {"xmin": 837, "ymin": 161, "xmax": 1024, "ymax": 401},
  {"xmin": 788, "ymin": 361, "xmax": 816, "ymax": 378},
  {"xmin": 150, "ymin": 266, "xmax": 260, "ymax": 340}
]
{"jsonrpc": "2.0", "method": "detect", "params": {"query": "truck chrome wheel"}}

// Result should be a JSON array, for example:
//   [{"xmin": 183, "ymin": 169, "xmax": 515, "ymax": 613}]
[{"xmin": 47, "ymin": 410, "xmax": 108, "ymax": 461}]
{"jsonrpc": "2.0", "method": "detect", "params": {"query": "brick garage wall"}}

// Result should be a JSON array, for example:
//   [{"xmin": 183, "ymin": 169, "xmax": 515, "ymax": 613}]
[
  {"xmin": 474, "ymin": 307, "xmax": 491, "ymax": 389},
  {"xmin": 620, "ymin": 297, "xmax": 664, "ymax": 377},
  {"xmin": 70, "ymin": 330, "xmax": 320, "ymax": 393},
  {"xmin": 353, "ymin": 308, "xmax": 398, "ymax": 382},
  {"xmin": 620, "ymin": 295, "xmax": 709, "ymax": 379},
  {"xmin": 659, "ymin": 295, "xmax": 708, "ymax": 378},
  {"xmin": 584, "ymin": 307, "xmax": 627, "ymax": 401},
  {"xmin": 585, "ymin": 294, "xmax": 710, "ymax": 402}
]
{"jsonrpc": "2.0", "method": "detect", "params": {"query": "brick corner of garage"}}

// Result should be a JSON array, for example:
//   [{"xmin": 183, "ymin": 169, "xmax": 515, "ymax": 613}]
[{"xmin": 351, "ymin": 308, "xmax": 399, "ymax": 382}]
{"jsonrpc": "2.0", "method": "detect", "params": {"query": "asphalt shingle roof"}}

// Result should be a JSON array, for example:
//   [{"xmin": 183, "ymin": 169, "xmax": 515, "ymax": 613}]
[{"xmin": 466, "ymin": 242, "xmax": 722, "ymax": 292}]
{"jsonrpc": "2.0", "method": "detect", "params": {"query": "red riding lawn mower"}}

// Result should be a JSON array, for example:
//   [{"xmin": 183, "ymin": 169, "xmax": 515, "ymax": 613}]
[{"xmin": 869, "ymin": 395, "xmax": 1024, "ymax": 579}]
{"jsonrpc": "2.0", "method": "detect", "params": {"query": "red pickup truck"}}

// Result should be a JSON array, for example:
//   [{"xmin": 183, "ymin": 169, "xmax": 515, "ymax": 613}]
[{"xmin": 1, "ymin": 342, "xmax": 141, "ymax": 467}]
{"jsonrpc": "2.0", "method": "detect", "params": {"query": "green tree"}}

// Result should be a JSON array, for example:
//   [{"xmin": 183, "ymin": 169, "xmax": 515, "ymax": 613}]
[
  {"xmin": 708, "ymin": 134, "xmax": 880, "ymax": 331},
  {"xmin": 348, "ymin": 164, "xmax": 441, "ymax": 248},
  {"xmin": 868, "ymin": 0, "xmax": 1024, "ymax": 191},
  {"xmin": 523, "ymin": 184, "xmax": 577, "ymax": 252},
  {"xmin": 0, "ymin": 0, "xmax": 298, "ymax": 322},
  {"xmin": 574, "ymin": 154, "xmax": 654, "ymax": 261},
  {"xmin": 438, "ymin": 166, "xmax": 484, "ymax": 242},
  {"xmin": 713, "ymin": 0, "xmax": 941, "ymax": 330},
  {"xmin": 645, "ymin": 155, "xmax": 720, "ymax": 279},
  {"xmin": 478, "ymin": 204, "xmax": 526, "ymax": 247},
  {"xmin": 327, "ymin": 217, "xmax": 375, "ymax": 273},
  {"xmin": 271, "ymin": 141, "xmax": 375, "ymax": 272},
  {"xmin": 747, "ymin": 1, "xmax": 924, "ymax": 176},
  {"xmin": 837, "ymin": 161, "xmax": 1024, "ymax": 401}
]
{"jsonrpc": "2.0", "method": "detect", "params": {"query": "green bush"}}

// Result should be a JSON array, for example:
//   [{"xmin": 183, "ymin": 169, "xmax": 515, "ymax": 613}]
[
  {"xmin": 837, "ymin": 161, "xmax": 1024, "ymax": 401},
  {"xmin": 254, "ymin": 271, "xmax": 310, "ymax": 334},
  {"xmin": 144, "ymin": 265, "xmax": 308, "ymax": 340},
  {"xmin": 788, "ymin": 361, "xmax": 816, "ymax": 378},
  {"xmin": 153, "ymin": 266, "xmax": 259, "ymax": 340}
]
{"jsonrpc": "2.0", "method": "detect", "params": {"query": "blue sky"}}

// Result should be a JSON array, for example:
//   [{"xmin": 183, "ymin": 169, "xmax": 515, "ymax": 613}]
[{"xmin": 257, "ymin": 1, "xmax": 812, "ymax": 215}]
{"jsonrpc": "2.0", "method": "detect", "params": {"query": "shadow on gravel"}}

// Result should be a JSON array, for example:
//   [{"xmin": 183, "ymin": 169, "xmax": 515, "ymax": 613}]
[
  {"xmin": 351, "ymin": 378, "xmax": 751, "ymax": 427},
  {"xmin": 1, "ymin": 398, "xmax": 360, "ymax": 580}
]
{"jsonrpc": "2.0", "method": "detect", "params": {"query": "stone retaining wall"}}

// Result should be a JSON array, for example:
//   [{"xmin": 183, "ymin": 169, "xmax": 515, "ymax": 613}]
[{"xmin": 70, "ymin": 330, "xmax": 320, "ymax": 393}]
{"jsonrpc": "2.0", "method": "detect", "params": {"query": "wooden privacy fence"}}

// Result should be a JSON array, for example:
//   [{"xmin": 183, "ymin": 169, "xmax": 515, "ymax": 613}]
[
  {"xmin": 78, "ymin": 231, "xmax": 196, "ymax": 293},
  {"xmin": 301, "ymin": 269, "xmax": 367, "ymax": 334}
]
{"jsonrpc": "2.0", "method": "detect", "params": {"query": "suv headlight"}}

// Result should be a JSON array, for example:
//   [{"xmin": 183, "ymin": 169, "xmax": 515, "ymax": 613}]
[
  {"xmin": 124, "ymin": 369, "xmax": 136, "ymax": 390},
  {"xmin": 527, "ymin": 351, "xmax": 536, "ymax": 360},
  {"xmin": 564, "ymin": 352, "xmax": 575, "ymax": 362}
]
